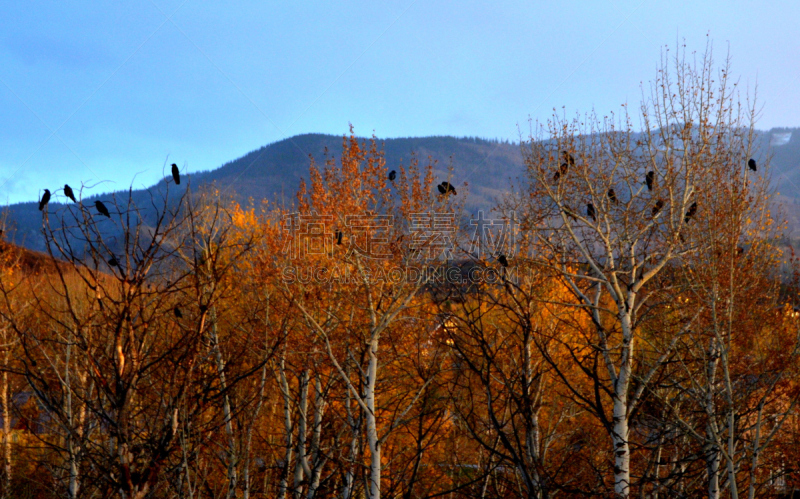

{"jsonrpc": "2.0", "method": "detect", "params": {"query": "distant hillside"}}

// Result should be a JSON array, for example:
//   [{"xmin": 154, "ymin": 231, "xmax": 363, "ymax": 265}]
[
  {"xmin": 3, "ymin": 129, "xmax": 800, "ymax": 253},
  {"xmin": 0, "ymin": 240, "xmax": 64, "ymax": 275},
  {"xmin": 186, "ymin": 133, "xmax": 524, "ymax": 209},
  {"xmin": 0, "ymin": 134, "xmax": 524, "ymax": 252}
]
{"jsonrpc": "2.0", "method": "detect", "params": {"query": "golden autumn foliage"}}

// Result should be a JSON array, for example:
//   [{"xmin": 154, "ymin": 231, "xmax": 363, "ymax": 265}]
[{"xmin": 0, "ymin": 51, "xmax": 799, "ymax": 499}]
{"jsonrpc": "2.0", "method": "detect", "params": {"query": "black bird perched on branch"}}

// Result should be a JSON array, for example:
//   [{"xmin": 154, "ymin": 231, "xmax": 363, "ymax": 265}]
[
  {"xmin": 336, "ymin": 230, "xmax": 343, "ymax": 245},
  {"xmin": 586, "ymin": 203, "xmax": 596, "ymax": 222},
  {"xmin": 64, "ymin": 184, "xmax": 76, "ymax": 203},
  {"xmin": 651, "ymin": 199, "xmax": 664, "ymax": 217},
  {"xmin": 645, "ymin": 171, "xmax": 655, "ymax": 191},
  {"xmin": 171, "ymin": 163, "xmax": 181, "ymax": 185},
  {"xmin": 748, "ymin": 158, "xmax": 757, "ymax": 172},
  {"xmin": 554, "ymin": 162, "xmax": 569, "ymax": 182},
  {"xmin": 608, "ymin": 188, "xmax": 617, "ymax": 204},
  {"xmin": 388, "ymin": 170, "xmax": 397, "ymax": 181},
  {"xmin": 174, "ymin": 307, "xmax": 183, "ymax": 319},
  {"xmin": 95, "ymin": 200, "xmax": 111, "ymax": 218},
  {"xmin": 563, "ymin": 151, "xmax": 575, "ymax": 166},
  {"xmin": 108, "ymin": 256, "xmax": 119, "ymax": 267},
  {"xmin": 498, "ymin": 254, "xmax": 509, "ymax": 267},
  {"xmin": 438, "ymin": 181, "xmax": 457, "ymax": 196},
  {"xmin": 684, "ymin": 202, "xmax": 697, "ymax": 223},
  {"xmin": 38, "ymin": 189, "xmax": 51, "ymax": 211}
]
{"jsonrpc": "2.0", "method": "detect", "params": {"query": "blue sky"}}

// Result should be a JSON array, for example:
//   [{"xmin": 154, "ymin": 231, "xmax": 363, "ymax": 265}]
[{"xmin": 1, "ymin": 0, "xmax": 798, "ymax": 204}]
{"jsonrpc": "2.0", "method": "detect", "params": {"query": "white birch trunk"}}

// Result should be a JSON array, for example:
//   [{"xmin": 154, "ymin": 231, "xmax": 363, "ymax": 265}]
[
  {"xmin": 210, "ymin": 308, "xmax": 238, "ymax": 498},
  {"xmin": 366, "ymin": 336, "xmax": 381, "ymax": 499},
  {"xmin": 523, "ymin": 335, "xmax": 543, "ymax": 498},
  {"xmin": 306, "ymin": 376, "xmax": 326, "ymax": 498},
  {"xmin": 342, "ymin": 370, "xmax": 360, "ymax": 499},
  {"xmin": 293, "ymin": 370, "xmax": 309, "ymax": 498},
  {"xmin": 612, "ymin": 312, "xmax": 633, "ymax": 498},
  {"xmin": 278, "ymin": 355, "xmax": 294, "ymax": 499},
  {"xmin": 706, "ymin": 342, "xmax": 721, "ymax": 499},
  {"xmin": 242, "ymin": 362, "xmax": 267, "ymax": 499},
  {"xmin": 65, "ymin": 338, "xmax": 81, "ymax": 499}
]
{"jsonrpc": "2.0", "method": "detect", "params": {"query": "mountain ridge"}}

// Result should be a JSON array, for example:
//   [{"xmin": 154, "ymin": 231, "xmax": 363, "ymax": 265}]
[{"xmin": 3, "ymin": 129, "xmax": 800, "ymax": 252}]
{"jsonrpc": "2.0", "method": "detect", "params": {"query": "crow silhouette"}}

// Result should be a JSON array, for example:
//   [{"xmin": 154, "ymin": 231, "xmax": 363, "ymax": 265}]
[
  {"xmin": 645, "ymin": 171, "xmax": 655, "ymax": 191},
  {"xmin": 64, "ymin": 184, "xmax": 76, "ymax": 203},
  {"xmin": 684, "ymin": 202, "xmax": 697, "ymax": 223},
  {"xmin": 108, "ymin": 256, "xmax": 119, "ymax": 267},
  {"xmin": 651, "ymin": 199, "xmax": 664, "ymax": 217},
  {"xmin": 563, "ymin": 151, "xmax": 575, "ymax": 166},
  {"xmin": 39, "ymin": 189, "xmax": 51, "ymax": 211},
  {"xmin": 748, "ymin": 158, "xmax": 757, "ymax": 172},
  {"xmin": 554, "ymin": 162, "xmax": 569, "ymax": 182},
  {"xmin": 586, "ymin": 203, "xmax": 596, "ymax": 222},
  {"xmin": 174, "ymin": 307, "xmax": 183, "ymax": 319},
  {"xmin": 336, "ymin": 230, "xmax": 343, "ymax": 245},
  {"xmin": 438, "ymin": 181, "xmax": 457, "ymax": 195},
  {"xmin": 498, "ymin": 254, "xmax": 509, "ymax": 267},
  {"xmin": 171, "ymin": 163, "xmax": 181, "ymax": 185},
  {"xmin": 95, "ymin": 201, "xmax": 111, "ymax": 218},
  {"xmin": 608, "ymin": 188, "xmax": 617, "ymax": 204},
  {"xmin": 388, "ymin": 170, "xmax": 397, "ymax": 181}
]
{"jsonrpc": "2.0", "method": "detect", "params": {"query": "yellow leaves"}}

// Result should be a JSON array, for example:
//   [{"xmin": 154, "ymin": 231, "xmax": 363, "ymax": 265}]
[{"xmin": 230, "ymin": 204, "xmax": 258, "ymax": 231}]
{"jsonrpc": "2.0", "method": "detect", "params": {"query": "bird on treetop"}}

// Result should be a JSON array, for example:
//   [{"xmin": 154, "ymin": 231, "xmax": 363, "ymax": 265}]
[
  {"xmin": 95, "ymin": 200, "xmax": 111, "ymax": 218},
  {"xmin": 748, "ymin": 158, "xmax": 757, "ymax": 172},
  {"xmin": 39, "ymin": 189, "xmax": 51, "ymax": 211},
  {"xmin": 652, "ymin": 199, "xmax": 664, "ymax": 217},
  {"xmin": 388, "ymin": 170, "xmax": 397, "ymax": 181},
  {"xmin": 171, "ymin": 163, "xmax": 181, "ymax": 185},
  {"xmin": 554, "ymin": 162, "xmax": 569, "ymax": 182},
  {"xmin": 64, "ymin": 184, "xmax": 76, "ymax": 203},
  {"xmin": 586, "ymin": 203, "xmax": 596, "ymax": 222},
  {"xmin": 684, "ymin": 202, "xmax": 697, "ymax": 223},
  {"xmin": 645, "ymin": 171, "xmax": 655, "ymax": 191},
  {"xmin": 438, "ymin": 181, "xmax": 457, "ymax": 196}
]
